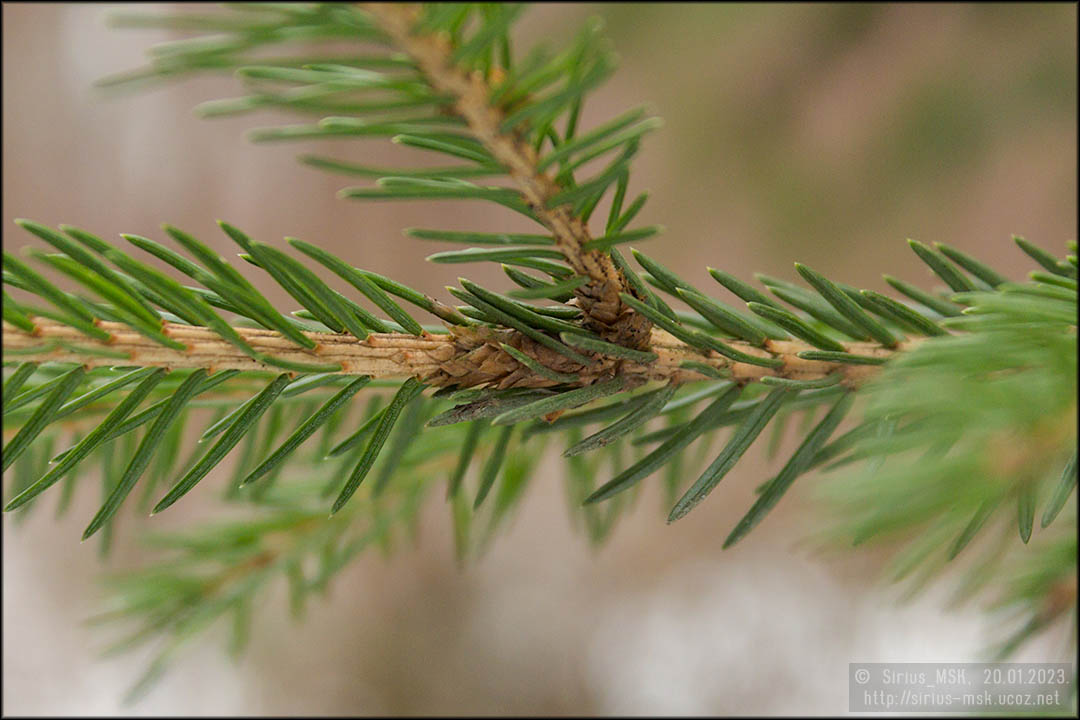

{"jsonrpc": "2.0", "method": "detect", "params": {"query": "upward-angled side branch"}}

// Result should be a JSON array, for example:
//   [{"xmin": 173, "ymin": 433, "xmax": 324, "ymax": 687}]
[{"xmin": 361, "ymin": 2, "xmax": 650, "ymax": 347}]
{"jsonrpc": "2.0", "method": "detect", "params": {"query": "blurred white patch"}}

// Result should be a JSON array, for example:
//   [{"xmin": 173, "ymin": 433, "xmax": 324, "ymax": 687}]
[{"xmin": 584, "ymin": 556, "xmax": 992, "ymax": 715}]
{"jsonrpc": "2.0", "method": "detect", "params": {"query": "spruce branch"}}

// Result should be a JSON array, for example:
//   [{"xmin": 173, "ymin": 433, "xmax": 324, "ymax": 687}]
[
  {"xmin": 2, "ymin": 3, "xmax": 1076, "ymax": 703},
  {"xmin": 2, "ymin": 317, "xmax": 906, "ymax": 388},
  {"xmin": 359, "ymin": 2, "xmax": 651, "ymax": 347}
]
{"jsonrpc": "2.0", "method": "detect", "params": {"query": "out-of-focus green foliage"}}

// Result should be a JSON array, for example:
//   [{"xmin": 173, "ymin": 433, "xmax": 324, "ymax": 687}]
[{"xmin": 818, "ymin": 254, "xmax": 1077, "ymax": 655}]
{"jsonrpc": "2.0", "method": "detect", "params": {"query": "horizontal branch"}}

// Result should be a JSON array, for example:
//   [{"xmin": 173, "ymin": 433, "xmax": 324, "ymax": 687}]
[{"xmin": 2, "ymin": 318, "xmax": 908, "ymax": 389}]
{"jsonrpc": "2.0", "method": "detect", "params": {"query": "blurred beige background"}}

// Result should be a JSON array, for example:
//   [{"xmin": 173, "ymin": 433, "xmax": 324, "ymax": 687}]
[{"xmin": 3, "ymin": 2, "xmax": 1076, "ymax": 715}]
